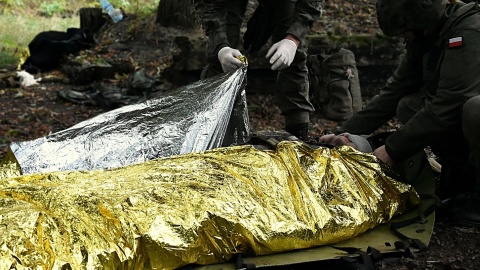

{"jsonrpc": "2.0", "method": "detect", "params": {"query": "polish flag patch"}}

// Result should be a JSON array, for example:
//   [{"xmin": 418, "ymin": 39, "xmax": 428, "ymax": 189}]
[{"xmin": 449, "ymin": 37, "xmax": 463, "ymax": 48}]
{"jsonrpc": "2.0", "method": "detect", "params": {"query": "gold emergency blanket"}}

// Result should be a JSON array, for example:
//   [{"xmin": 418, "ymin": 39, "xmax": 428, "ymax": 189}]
[{"xmin": 0, "ymin": 142, "xmax": 419, "ymax": 269}]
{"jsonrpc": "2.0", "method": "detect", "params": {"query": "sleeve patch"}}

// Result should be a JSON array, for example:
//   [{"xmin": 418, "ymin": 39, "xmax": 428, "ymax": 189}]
[{"xmin": 449, "ymin": 36, "xmax": 463, "ymax": 48}]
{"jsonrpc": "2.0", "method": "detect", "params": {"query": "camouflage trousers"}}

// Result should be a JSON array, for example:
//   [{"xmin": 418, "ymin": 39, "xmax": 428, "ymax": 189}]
[{"xmin": 201, "ymin": 0, "xmax": 314, "ymax": 126}]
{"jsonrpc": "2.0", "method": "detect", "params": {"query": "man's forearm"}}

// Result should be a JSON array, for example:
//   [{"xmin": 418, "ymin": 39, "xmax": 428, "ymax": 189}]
[{"xmin": 287, "ymin": 0, "xmax": 324, "ymax": 45}]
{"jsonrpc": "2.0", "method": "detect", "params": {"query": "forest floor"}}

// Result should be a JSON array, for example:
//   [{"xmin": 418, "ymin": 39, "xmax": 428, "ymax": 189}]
[{"xmin": 1, "ymin": 1, "xmax": 480, "ymax": 269}]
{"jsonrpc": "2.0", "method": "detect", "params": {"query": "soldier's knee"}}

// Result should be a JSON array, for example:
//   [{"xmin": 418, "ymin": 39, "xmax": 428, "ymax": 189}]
[{"xmin": 463, "ymin": 96, "xmax": 480, "ymax": 130}]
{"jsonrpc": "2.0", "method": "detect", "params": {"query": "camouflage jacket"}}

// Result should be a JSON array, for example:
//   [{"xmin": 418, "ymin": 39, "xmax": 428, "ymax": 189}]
[
  {"xmin": 339, "ymin": 2, "xmax": 480, "ymax": 161},
  {"xmin": 193, "ymin": 0, "xmax": 323, "ymax": 57}
]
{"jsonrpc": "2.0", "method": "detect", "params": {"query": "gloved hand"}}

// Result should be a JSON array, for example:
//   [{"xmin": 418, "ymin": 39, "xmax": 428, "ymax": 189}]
[
  {"xmin": 217, "ymin": 47, "xmax": 244, "ymax": 72},
  {"xmin": 266, "ymin": 38, "xmax": 298, "ymax": 70}
]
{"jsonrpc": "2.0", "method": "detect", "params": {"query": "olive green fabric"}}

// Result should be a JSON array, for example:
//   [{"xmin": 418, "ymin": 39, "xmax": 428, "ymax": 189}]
[
  {"xmin": 462, "ymin": 96, "xmax": 480, "ymax": 192},
  {"xmin": 193, "ymin": 0, "xmax": 324, "ymax": 126},
  {"xmin": 308, "ymin": 48, "xmax": 362, "ymax": 121},
  {"xmin": 338, "ymin": 2, "xmax": 480, "ymax": 186}
]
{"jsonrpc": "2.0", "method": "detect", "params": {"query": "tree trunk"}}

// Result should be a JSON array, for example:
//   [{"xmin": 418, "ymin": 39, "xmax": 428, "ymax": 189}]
[
  {"xmin": 156, "ymin": 0, "xmax": 197, "ymax": 29},
  {"xmin": 79, "ymin": 8, "xmax": 106, "ymax": 34}
]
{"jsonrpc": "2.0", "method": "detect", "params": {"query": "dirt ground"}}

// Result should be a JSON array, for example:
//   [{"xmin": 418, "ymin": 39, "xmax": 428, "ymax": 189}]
[{"xmin": 1, "ymin": 1, "xmax": 480, "ymax": 269}]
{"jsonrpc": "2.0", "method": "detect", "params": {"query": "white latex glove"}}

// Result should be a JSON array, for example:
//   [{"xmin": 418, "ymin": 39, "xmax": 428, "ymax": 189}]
[
  {"xmin": 17, "ymin": 70, "xmax": 41, "ymax": 87},
  {"xmin": 319, "ymin": 133, "xmax": 356, "ymax": 148},
  {"xmin": 319, "ymin": 133, "xmax": 372, "ymax": 152},
  {"xmin": 217, "ymin": 47, "xmax": 244, "ymax": 72},
  {"xmin": 266, "ymin": 39, "xmax": 297, "ymax": 70}
]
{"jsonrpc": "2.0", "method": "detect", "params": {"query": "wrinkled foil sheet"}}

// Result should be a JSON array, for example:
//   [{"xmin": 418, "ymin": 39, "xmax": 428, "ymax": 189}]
[
  {"xmin": 0, "ymin": 142, "xmax": 419, "ymax": 269},
  {"xmin": 0, "ymin": 149, "xmax": 21, "ymax": 180},
  {"xmin": 9, "ymin": 68, "xmax": 249, "ymax": 175}
]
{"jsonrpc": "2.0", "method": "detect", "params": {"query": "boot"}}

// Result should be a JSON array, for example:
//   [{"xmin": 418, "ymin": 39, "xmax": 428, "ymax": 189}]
[
  {"xmin": 451, "ymin": 192, "xmax": 480, "ymax": 227},
  {"xmin": 438, "ymin": 161, "xmax": 477, "ymax": 200},
  {"xmin": 285, "ymin": 123, "xmax": 309, "ymax": 141}
]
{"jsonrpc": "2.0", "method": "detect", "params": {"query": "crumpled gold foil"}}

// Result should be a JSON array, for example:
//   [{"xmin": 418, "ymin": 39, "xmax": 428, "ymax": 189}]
[
  {"xmin": 0, "ymin": 149, "xmax": 21, "ymax": 181},
  {"xmin": 0, "ymin": 142, "xmax": 419, "ymax": 269}
]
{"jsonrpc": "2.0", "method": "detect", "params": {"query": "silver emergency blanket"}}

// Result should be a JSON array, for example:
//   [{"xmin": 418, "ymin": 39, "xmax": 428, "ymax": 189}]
[
  {"xmin": 9, "ymin": 68, "xmax": 249, "ymax": 175},
  {"xmin": 0, "ymin": 142, "xmax": 419, "ymax": 269}
]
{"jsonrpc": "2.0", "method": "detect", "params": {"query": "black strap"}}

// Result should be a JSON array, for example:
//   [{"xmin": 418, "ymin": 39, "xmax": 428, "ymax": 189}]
[
  {"xmin": 232, "ymin": 196, "xmax": 437, "ymax": 270},
  {"xmin": 330, "ymin": 246, "xmax": 382, "ymax": 270},
  {"xmin": 389, "ymin": 196, "xmax": 439, "ymax": 252}
]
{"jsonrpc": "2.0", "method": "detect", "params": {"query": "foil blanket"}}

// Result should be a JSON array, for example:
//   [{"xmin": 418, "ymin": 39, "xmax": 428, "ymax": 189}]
[
  {"xmin": 0, "ymin": 143, "xmax": 419, "ymax": 269},
  {"xmin": 9, "ymin": 68, "xmax": 250, "ymax": 175}
]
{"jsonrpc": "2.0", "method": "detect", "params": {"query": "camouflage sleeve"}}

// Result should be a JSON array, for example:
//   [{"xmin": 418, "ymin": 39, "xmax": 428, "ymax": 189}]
[
  {"xmin": 286, "ymin": 0, "xmax": 324, "ymax": 45},
  {"xmin": 193, "ymin": 0, "xmax": 229, "ymax": 58},
  {"xmin": 338, "ymin": 43, "xmax": 424, "ymax": 135}
]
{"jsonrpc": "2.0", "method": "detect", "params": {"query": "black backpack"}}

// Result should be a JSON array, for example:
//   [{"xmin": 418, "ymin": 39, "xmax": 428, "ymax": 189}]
[
  {"xmin": 21, "ymin": 28, "xmax": 95, "ymax": 74},
  {"xmin": 308, "ymin": 48, "xmax": 362, "ymax": 121}
]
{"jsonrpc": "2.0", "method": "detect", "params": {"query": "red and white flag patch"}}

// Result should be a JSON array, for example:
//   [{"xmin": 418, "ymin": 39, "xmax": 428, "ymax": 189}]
[{"xmin": 449, "ymin": 37, "xmax": 463, "ymax": 48}]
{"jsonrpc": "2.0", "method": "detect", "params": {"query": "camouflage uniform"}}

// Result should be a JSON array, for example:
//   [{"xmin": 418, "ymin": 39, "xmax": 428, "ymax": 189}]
[
  {"xmin": 338, "ymin": 2, "xmax": 480, "ymax": 192},
  {"xmin": 193, "ymin": 0, "xmax": 324, "ymax": 128}
]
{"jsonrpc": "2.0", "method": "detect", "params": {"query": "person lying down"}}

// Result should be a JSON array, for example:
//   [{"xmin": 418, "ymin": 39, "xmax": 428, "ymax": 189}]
[{"xmin": 319, "ymin": 133, "xmax": 373, "ymax": 153}]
